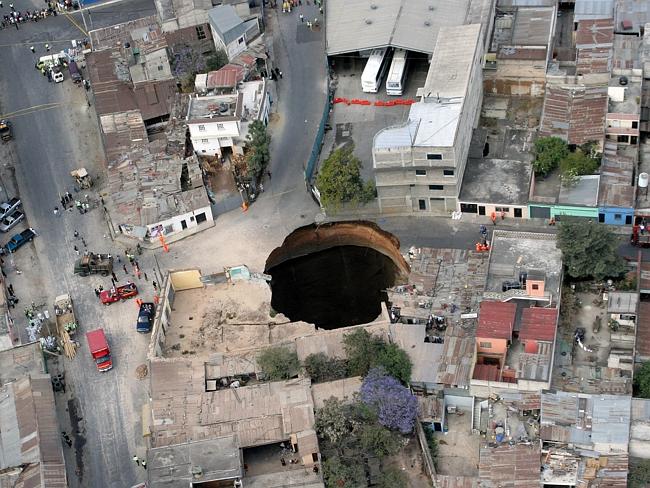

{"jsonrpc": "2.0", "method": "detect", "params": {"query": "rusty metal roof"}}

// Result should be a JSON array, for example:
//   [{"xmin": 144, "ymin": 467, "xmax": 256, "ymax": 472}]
[
  {"xmin": 575, "ymin": 19, "xmax": 614, "ymax": 74},
  {"xmin": 206, "ymin": 65, "xmax": 245, "ymax": 89},
  {"xmin": 636, "ymin": 300, "xmax": 650, "ymax": 359},
  {"xmin": 539, "ymin": 84, "xmax": 608, "ymax": 146},
  {"xmin": 478, "ymin": 443, "xmax": 541, "ymax": 487},
  {"xmin": 598, "ymin": 154, "xmax": 635, "ymax": 208},
  {"xmin": 477, "ymin": 301, "xmax": 517, "ymax": 340},
  {"xmin": 518, "ymin": 307, "xmax": 557, "ymax": 342}
]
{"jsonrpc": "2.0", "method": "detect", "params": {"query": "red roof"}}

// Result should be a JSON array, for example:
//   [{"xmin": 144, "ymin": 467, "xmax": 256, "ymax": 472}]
[
  {"xmin": 518, "ymin": 307, "xmax": 558, "ymax": 342},
  {"xmin": 207, "ymin": 65, "xmax": 245, "ymax": 89},
  {"xmin": 473, "ymin": 364, "xmax": 500, "ymax": 381},
  {"xmin": 477, "ymin": 301, "xmax": 516, "ymax": 340}
]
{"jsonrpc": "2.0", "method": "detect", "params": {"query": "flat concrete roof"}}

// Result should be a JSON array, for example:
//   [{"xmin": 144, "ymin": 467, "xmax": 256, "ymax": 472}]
[
  {"xmin": 459, "ymin": 158, "xmax": 532, "ymax": 205},
  {"xmin": 511, "ymin": 7, "xmax": 555, "ymax": 46},
  {"xmin": 186, "ymin": 93, "xmax": 242, "ymax": 122},
  {"xmin": 422, "ymin": 24, "xmax": 482, "ymax": 100},
  {"xmin": 148, "ymin": 436, "xmax": 242, "ymax": 486},
  {"xmin": 485, "ymin": 231, "xmax": 562, "ymax": 300},
  {"xmin": 558, "ymin": 174, "xmax": 600, "ymax": 207},
  {"xmin": 325, "ymin": 0, "xmax": 469, "ymax": 56}
]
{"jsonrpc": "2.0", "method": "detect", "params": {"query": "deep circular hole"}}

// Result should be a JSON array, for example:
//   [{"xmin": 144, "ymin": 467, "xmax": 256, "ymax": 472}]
[
  {"xmin": 267, "ymin": 245, "xmax": 398, "ymax": 329},
  {"xmin": 265, "ymin": 222, "xmax": 408, "ymax": 330}
]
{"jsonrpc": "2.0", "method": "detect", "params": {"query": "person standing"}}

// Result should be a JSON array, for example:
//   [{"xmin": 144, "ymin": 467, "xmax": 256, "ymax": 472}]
[
  {"xmin": 141, "ymin": 460, "xmax": 147, "ymax": 470},
  {"xmin": 132, "ymin": 455, "xmax": 140, "ymax": 466},
  {"xmin": 30, "ymin": 46, "xmax": 35, "ymax": 53},
  {"xmin": 299, "ymin": 13, "xmax": 303, "ymax": 22}
]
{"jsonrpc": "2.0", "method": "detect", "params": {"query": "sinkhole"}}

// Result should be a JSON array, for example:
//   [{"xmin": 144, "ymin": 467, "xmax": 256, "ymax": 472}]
[{"xmin": 265, "ymin": 221, "xmax": 410, "ymax": 329}]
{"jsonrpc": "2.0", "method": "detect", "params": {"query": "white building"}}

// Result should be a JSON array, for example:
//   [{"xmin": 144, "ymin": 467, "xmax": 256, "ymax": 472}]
[
  {"xmin": 186, "ymin": 79, "xmax": 270, "ymax": 156},
  {"xmin": 208, "ymin": 5, "xmax": 260, "ymax": 61},
  {"xmin": 372, "ymin": 24, "xmax": 484, "ymax": 215}
]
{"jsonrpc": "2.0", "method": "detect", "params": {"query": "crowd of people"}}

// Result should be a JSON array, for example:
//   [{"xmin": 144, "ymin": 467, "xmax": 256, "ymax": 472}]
[{"xmin": 0, "ymin": 4, "xmax": 58, "ymax": 29}]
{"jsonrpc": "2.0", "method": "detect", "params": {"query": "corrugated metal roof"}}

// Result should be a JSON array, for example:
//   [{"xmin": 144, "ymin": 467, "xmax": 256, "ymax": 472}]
[
  {"xmin": 325, "ymin": 0, "xmax": 469, "ymax": 55},
  {"xmin": 575, "ymin": 19, "xmax": 614, "ymax": 75},
  {"xmin": 598, "ymin": 154, "xmax": 635, "ymax": 208},
  {"xmin": 477, "ymin": 301, "xmax": 516, "ymax": 340},
  {"xmin": 208, "ymin": 5, "xmax": 248, "ymax": 45},
  {"xmin": 511, "ymin": 7, "xmax": 555, "ymax": 45},
  {"xmin": 478, "ymin": 443, "xmax": 541, "ymax": 487},
  {"xmin": 574, "ymin": 0, "xmax": 615, "ymax": 21},
  {"xmin": 636, "ymin": 300, "xmax": 650, "ymax": 359},
  {"xmin": 518, "ymin": 307, "xmax": 557, "ymax": 342}
]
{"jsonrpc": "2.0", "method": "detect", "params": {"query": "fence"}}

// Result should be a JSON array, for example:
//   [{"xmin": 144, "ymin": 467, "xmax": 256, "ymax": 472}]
[{"xmin": 304, "ymin": 60, "xmax": 332, "ymax": 185}]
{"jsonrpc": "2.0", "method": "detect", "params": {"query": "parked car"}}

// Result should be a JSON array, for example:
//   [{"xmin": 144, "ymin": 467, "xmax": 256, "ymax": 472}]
[
  {"xmin": 5, "ymin": 228, "xmax": 36, "ymax": 253},
  {"xmin": 136, "ymin": 302, "xmax": 155, "ymax": 333},
  {"xmin": 0, "ymin": 197, "xmax": 21, "ymax": 220},
  {"xmin": 0, "ymin": 210, "xmax": 24, "ymax": 233}
]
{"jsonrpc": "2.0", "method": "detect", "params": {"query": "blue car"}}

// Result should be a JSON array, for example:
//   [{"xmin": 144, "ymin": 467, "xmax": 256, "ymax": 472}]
[
  {"xmin": 5, "ymin": 228, "xmax": 36, "ymax": 253},
  {"xmin": 136, "ymin": 302, "xmax": 155, "ymax": 333}
]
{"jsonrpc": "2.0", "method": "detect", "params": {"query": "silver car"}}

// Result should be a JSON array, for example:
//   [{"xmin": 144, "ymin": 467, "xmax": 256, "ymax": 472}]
[{"xmin": 0, "ymin": 210, "xmax": 24, "ymax": 233}]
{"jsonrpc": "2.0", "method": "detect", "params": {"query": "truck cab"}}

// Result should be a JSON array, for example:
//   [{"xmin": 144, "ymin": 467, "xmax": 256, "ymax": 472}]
[
  {"xmin": 74, "ymin": 253, "xmax": 113, "ymax": 277},
  {"xmin": 86, "ymin": 329, "xmax": 112, "ymax": 372},
  {"xmin": 5, "ymin": 228, "xmax": 36, "ymax": 253}
]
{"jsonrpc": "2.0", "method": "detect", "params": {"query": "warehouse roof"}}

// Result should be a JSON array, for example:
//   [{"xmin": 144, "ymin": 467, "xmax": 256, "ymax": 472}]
[{"xmin": 325, "ymin": 0, "xmax": 469, "ymax": 55}]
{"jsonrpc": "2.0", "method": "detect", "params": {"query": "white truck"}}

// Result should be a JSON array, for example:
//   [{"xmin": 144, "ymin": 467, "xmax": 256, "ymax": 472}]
[{"xmin": 54, "ymin": 294, "xmax": 77, "ymax": 336}]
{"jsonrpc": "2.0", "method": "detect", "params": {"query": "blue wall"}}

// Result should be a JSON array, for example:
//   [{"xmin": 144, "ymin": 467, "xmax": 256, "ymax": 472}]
[{"xmin": 598, "ymin": 207, "xmax": 634, "ymax": 225}]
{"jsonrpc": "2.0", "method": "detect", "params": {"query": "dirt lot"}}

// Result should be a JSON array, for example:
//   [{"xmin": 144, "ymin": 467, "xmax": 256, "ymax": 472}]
[{"xmin": 163, "ymin": 280, "xmax": 316, "ymax": 357}]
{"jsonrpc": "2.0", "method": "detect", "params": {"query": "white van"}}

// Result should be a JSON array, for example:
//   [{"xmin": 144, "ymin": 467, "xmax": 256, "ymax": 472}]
[{"xmin": 361, "ymin": 48, "xmax": 391, "ymax": 93}]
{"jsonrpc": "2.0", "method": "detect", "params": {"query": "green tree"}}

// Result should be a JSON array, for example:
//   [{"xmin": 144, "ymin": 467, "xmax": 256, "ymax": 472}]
[
  {"xmin": 634, "ymin": 362, "xmax": 650, "ymax": 398},
  {"xmin": 206, "ymin": 49, "xmax": 228, "ymax": 71},
  {"xmin": 629, "ymin": 459, "xmax": 650, "ymax": 488},
  {"xmin": 359, "ymin": 423, "xmax": 401, "ymax": 458},
  {"xmin": 303, "ymin": 353, "xmax": 348, "ymax": 383},
  {"xmin": 323, "ymin": 455, "xmax": 366, "ymax": 488},
  {"xmin": 315, "ymin": 397, "xmax": 354, "ymax": 444},
  {"xmin": 376, "ymin": 343, "xmax": 412, "ymax": 385},
  {"xmin": 557, "ymin": 219, "xmax": 627, "ymax": 280},
  {"xmin": 315, "ymin": 146, "xmax": 375, "ymax": 210},
  {"xmin": 424, "ymin": 425, "xmax": 439, "ymax": 464},
  {"xmin": 245, "ymin": 120, "xmax": 271, "ymax": 179},
  {"xmin": 559, "ymin": 150, "xmax": 600, "ymax": 178},
  {"xmin": 533, "ymin": 136, "xmax": 569, "ymax": 176},
  {"xmin": 343, "ymin": 329, "xmax": 384, "ymax": 377},
  {"xmin": 342, "ymin": 329, "xmax": 412, "ymax": 384},
  {"xmin": 378, "ymin": 466, "xmax": 408, "ymax": 488},
  {"xmin": 257, "ymin": 346, "xmax": 299, "ymax": 381}
]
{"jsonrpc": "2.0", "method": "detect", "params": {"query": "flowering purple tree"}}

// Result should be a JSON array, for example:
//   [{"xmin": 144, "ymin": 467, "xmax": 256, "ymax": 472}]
[{"xmin": 360, "ymin": 368, "xmax": 418, "ymax": 434}]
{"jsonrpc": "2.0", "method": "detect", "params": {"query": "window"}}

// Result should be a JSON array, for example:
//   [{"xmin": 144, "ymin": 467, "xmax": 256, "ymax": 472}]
[
  {"xmin": 418, "ymin": 199, "xmax": 426, "ymax": 210},
  {"xmin": 532, "ymin": 284, "xmax": 539, "ymax": 290},
  {"xmin": 238, "ymin": 37, "xmax": 244, "ymax": 44},
  {"xmin": 164, "ymin": 224, "xmax": 174, "ymax": 234},
  {"xmin": 196, "ymin": 25, "xmax": 206, "ymax": 40},
  {"xmin": 429, "ymin": 185, "xmax": 443, "ymax": 190},
  {"xmin": 426, "ymin": 153, "xmax": 442, "ymax": 160},
  {"xmin": 632, "ymin": 121, "xmax": 639, "ymax": 129},
  {"xmin": 495, "ymin": 207, "xmax": 509, "ymax": 212},
  {"xmin": 216, "ymin": 123, "xmax": 225, "ymax": 130},
  {"xmin": 443, "ymin": 169, "xmax": 454, "ymax": 177},
  {"xmin": 198, "ymin": 124, "xmax": 206, "ymax": 132},
  {"xmin": 615, "ymin": 213, "xmax": 622, "ymax": 220},
  {"xmin": 201, "ymin": 139, "xmax": 209, "ymax": 144},
  {"xmin": 415, "ymin": 169, "xmax": 427, "ymax": 176},
  {"xmin": 196, "ymin": 212, "xmax": 207, "ymax": 224},
  {"xmin": 157, "ymin": 65, "xmax": 163, "ymax": 71},
  {"xmin": 514, "ymin": 208, "xmax": 522, "ymax": 218},
  {"xmin": 479, "ymin": 342, "xmax": 492, "ymax": 349}
]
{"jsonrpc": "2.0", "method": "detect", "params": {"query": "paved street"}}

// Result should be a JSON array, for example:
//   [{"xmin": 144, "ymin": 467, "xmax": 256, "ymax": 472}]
[{"xmin": 0, "ymin": 1, "xmax": 157, "ymax": 487}]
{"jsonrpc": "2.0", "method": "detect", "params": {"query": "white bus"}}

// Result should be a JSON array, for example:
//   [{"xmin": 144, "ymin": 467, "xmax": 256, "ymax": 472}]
[
  {"xmin": 386, "ymin": 49, "xmax": 408, "ymax": 96},
  {"xmin": 361, "ymin": 48, "xmax": 391, "ymax": 93}
]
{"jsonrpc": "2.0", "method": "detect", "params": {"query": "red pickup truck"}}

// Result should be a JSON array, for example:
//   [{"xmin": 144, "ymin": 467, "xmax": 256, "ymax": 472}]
[
  {"xmin": 99, "ymin": 283, "xmax": 138, "ymax": 305},
  {"xmin": 86, "ymin": 329, "xmax": 112, "ymax": 372}
]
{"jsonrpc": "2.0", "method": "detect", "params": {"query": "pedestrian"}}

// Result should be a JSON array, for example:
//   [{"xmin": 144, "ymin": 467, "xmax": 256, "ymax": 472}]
[
  {"xmin": 98, "ymin": 285, "xmax": 103, "ymax": 292},
  {"xmin": 299, "ymin": 13, "xmax": 303, "ymax": 22},
  {"xmin": 123, "ymin": 264, "xmax": 128, "ymax": 274},
  {"xmin": 60, "ymin": 196, "xmax": 66, "ymax": 207},
  {"xmin": 53, "ymin": 207, "xmax": 58, "ymax": 216},
  {"xmin": 116, "ymin": 255, "xmax": 121, "ymax": 263},
  {"xmin": 110, "ymin": 277, "xmax": 116, "ymax": 287},
  {"xmin": 94, "ymin": 288, "xmax": 100, "ymax": 297},
  {"xmin": 141, "ymin": 460, "xmax": 147, "ymax": 470},
  {"xmin": 45, "ymin": 43, "xmax": 49, "ymax": 52},
  {"xmin": 81, "ymin": 237, "xmax": 86, "ymax": 247},
  {"xmin": 152, "ymin": 281, "xmax": 158, "ymax": 291},
  {"xmin": 9, "ymin": 3, "xmax": 13, "ymax": 10},
  {"xmin": 500, "ymin": 211, "xmax": 505, "ymax": 220},
  {"xmin": 267, "ymin": 170, "xmax": 272, "ymax": 179},
  {"xmin": 74, "ymin": 245, "xmax": 79, "ymax": 255},
  {"xmin": 111, "ymin": 271, "xmax": 117, "ymax": 281},
  {"xmin": 133, "ymin": 455, "xmax": 140, "ymax": 466},
  {"xmin": 8, "ymin": 284, "xmax": 14, "ymax": 295},
  {"xmin": 490, "ymin": 211, "xmax": 496, "ymax": 226},
  {"xmin": 0, "ymin": 2, "xmax": 4, "ymax": 8},
  {"xmin": 73, "ymin": 229, "xmax": 79, "ymax": 238},
  {"xmin": 319, "ymin": 5, "xmax": 322, "ymax": 13},
  {"xmin": 61, "ymin": 432, "xmax": 72, "ymax": 447},
  {"xmin": 280, "ymin": 458, "xmax": 286, "ymax": 466},
  {"xmin": 143, "ymin": 272, "xmax": 148, "ymax": 281},
  {"xmin": 30, "ymin": 45, "xmax": 34, "ymax": 53}
]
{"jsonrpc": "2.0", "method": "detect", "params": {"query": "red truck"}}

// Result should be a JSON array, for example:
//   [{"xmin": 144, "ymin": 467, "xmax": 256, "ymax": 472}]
[
  {"xmin": 86, "ymin": 329, "xmax": 112, "ymax": 372},
  {"xmin": 99, "ymin": 283, "xmax": 138, "ymax": 305}
]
